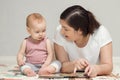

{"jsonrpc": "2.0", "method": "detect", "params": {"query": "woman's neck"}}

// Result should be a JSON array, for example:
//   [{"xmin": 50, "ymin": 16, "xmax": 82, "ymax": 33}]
[{"xmin": 74, "ymin": 34, "xmax": 90, "ymax": 48}]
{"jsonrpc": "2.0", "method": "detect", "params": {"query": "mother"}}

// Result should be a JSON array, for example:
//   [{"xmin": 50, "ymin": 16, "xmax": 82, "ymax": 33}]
[{"xmin": 53, "ymin": 5, "xmax": 113, "ymax": 77}]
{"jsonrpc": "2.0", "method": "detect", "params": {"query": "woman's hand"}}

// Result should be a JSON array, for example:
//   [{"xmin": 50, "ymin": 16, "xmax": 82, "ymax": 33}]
[
  {"xmin": 84, "ymin": 65, "xmax": 98, "ymax": 77},
  {"xmin": 73, "ymin": 58, "xmax": 89, "ymax": 73}
]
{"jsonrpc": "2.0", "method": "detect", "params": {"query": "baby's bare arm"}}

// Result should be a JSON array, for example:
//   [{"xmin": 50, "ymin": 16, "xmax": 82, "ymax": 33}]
[
  {"xmin": 17, "ymin": 40, "xmax": 26, "ymax": 66},
  {"xmin": 42, "ymin": 39, "xmax": 54, "ymax": 67}
]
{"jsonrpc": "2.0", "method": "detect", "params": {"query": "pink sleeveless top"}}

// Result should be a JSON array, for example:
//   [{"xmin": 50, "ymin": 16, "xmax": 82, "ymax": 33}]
[{"xmin": 25, "ymin": 36, "xmax": 48, "ymax": 64}]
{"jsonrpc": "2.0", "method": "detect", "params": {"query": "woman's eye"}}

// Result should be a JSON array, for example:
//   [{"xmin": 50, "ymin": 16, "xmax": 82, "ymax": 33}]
[{"xmin": 64, "ymin": 29, "xmax": 68, "ymax": 31}]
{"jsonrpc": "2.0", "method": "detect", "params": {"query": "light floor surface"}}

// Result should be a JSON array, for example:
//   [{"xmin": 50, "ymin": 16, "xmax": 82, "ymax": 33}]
[{"xmin": 0, "ymin": 56, "xmax": 120, "ymax": 80}]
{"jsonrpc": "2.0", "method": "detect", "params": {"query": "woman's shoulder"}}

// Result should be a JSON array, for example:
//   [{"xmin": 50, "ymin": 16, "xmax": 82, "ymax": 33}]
[
  {"xmin": 94, "ymin": 25, "xmax": 105, "ymax": 33},
  {"xmin": 93, "ymin": 25, "xmax": 109, "ymax": 38},
  {"xmin": 91, "ymin": 25, "xmax": 112, "ymax": 47}
]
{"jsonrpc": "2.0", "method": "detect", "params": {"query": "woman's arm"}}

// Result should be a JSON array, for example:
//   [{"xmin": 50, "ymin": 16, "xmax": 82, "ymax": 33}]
[
  {"xmin": 85, "ymin": 42, "xmax": 113, "ymax": 77},
  {"xmin": 97, "ymin": 42, "xmax": 113, "ymax": 75},
  {"xmin": 54, "ymin": 43, "xmax": 75, "ymax": 73}
]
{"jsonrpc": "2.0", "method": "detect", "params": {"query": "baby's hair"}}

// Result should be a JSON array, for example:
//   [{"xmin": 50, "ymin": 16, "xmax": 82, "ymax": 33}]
[{"xmin": 26, "ymin": 13, "xmax": 44, "ymax": 27}]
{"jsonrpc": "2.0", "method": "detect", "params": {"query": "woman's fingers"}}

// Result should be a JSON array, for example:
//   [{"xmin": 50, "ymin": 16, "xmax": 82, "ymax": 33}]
[
  {"xmin": 74, "ymin": 63, "xmax": 86, "ymax": 73},
  {"xmin": 85, "ymin": 65, "xmax": 97, "ymax": 77},
  {"xmin": 78, "ymin": 59, "xmax": 89, "ymax": 68},
  {"xmin": 74, "ymin": 67, "xmax": 77, "ymax": 73},
  {"xmin": 74, "ymin": 65, "xmax": 81, "ymax": 73},
  {"xmin": 74, "ymin": 58, "xmax": 90, "ymax": 74},
  {"xmin": 84, "ymin": 65, "xmax": 90, "ymax": 75},
  {"xmin": 80, "ymin": 59, "xmax": 89, "ymax": 67}
]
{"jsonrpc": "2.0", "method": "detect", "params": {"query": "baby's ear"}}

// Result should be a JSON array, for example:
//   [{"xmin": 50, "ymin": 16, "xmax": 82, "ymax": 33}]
[{"xmin": 26, "ymin": 27, "xmax": 30, "ymax": 33}]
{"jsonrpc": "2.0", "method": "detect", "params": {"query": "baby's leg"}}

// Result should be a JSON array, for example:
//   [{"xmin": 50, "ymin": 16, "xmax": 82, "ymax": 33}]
[
  {"xmin": 23, "ymin": 67, "xmax": 36, "ymax": 77},
  {"xmin": 50, "ymin": 60, "xmax": 61, "ymax": 73},
  {"xmin": 20, "ymin": 63, "xmax": 36, "ymax": 77},
  {"xmin": 39, "ymin": 60, "xmax": 61, "ymax": 75},
  {"xmin": 46, "ymin": 65, "xmax": 56, "ymax": 73},
  {"xmin": 39, "ymin": 65, "xmax": 56, "ymax": 75}
]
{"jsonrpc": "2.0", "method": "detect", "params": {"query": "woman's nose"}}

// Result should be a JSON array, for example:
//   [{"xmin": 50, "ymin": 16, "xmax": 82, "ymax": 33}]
[{"xmin": 61, "ymin": 28, "xmax": 65, "ymax": 35}]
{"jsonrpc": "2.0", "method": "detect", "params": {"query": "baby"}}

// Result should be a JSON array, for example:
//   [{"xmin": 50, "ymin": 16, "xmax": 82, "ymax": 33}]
[{"xmin": 17, "ymin": 13, "xmax": 61, "ymax": 77}]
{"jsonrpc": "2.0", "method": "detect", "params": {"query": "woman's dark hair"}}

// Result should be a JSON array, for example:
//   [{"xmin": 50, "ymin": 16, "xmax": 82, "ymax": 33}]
[{"xmin": 60, "ymin": 5, "xmax": 100, "ymax": 36}]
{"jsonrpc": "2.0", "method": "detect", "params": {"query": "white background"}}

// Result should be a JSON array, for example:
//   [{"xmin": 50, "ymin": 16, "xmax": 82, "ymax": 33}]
[{"xmin": 0, "ymin": 0, "xmax": 120, "ymax": 57}]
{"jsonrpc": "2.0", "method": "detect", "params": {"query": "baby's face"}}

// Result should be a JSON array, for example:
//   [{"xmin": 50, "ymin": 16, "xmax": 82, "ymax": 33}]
[{"xmin": 28, "ymin": 19, "xmax": 46, "ymax": 41}]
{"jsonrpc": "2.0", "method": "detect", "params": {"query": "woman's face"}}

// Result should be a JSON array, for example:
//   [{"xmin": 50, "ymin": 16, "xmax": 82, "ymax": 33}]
[{"xmin": 60, "ymin": 19, "xmax": 82, "ymax": 41}]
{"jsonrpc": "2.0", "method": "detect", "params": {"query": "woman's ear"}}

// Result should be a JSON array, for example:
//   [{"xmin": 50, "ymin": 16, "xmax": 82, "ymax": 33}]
[{"xmin": 77, "ymin": 29, "xmax": 82, "ymax": 35}]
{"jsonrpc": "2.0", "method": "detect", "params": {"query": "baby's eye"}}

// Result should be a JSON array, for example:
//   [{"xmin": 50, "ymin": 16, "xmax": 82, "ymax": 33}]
[{"xmin": 43, "ymin": 29, "xmax": 46, "ymax": 32}]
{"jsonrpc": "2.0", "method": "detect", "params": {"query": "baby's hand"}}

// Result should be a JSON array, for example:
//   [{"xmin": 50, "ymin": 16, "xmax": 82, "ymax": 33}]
[
  {"xmin": 18, "ymin": 60, "xmax": 25, "ymax": 66},
  {"xmin": 73, "ymin": 58, "xmax": 89, "ymax": 73},
  {"xmin": 41, "ymin": 64, "xmax": 48, "ymax": 68}
]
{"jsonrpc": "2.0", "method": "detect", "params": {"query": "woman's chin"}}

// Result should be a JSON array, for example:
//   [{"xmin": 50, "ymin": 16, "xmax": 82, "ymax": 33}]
[{"xmin": 65, "ymin": 38, "xmax": 73, "ymax": 42}]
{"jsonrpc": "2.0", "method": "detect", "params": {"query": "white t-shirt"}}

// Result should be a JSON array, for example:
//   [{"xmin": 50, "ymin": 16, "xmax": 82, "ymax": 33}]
[{"xmin": 53, "ymin": 25, "xmax": 112, "ymax": 64}]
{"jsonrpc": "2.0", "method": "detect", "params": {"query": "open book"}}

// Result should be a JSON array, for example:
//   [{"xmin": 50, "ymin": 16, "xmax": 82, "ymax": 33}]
[{"xmin": 39, "ymin": 71, "xmax": 89, "ymax": 78}]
